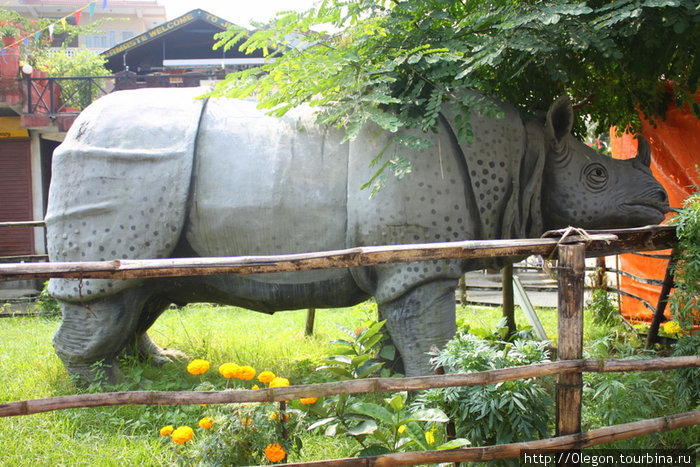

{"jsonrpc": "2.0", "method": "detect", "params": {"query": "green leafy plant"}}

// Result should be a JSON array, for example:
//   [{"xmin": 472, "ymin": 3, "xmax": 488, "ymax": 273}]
[
  {"xmin": 587, "ymin": 288, "xmax": 621, "ymax": 327},
  {"xmin": 668, "ymin": 190, "xmax": 700, "ymax": 403},
  {"xmin": 34, "ymin": 280, "xmax": 60, "ymax": 315},
  {"xmin": 300, "ymin": 321, "xmax": 464, "ymax": 457},
  {"xmin": 413, "ymin": 332, "xmax": 553, "ymax": 465},
  {"xmin": 317, "ymin": 320, "xmax": 394, "ymax": 379},
  {"xmin": 37, "ymin": 48, "xmax": 110, "ymax": 110},
  {"xmin": 583, "ymin": 371, "xmax": 670, "ymax": 448}
]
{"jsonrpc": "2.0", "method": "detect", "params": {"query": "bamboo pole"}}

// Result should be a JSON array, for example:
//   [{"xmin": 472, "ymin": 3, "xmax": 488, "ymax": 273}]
[
  {"xmin": 2, "ymin": 356, "xmax": 698, "ymax": 418},
  {"xmin": 305, "ymin": 308, "xmax": 316, "ymax": 336},
  {"xmin": 0, "ymin": 235, "xmax": 618, "ymax": 279},
  {"xmin": 502, "ymin": 263, "xmax": 516, "ymax": 338},
  {"xmin": 0, "ymin": 226, "xmax": 677, "ymax": 280},
  {"xmin": 277, "ymin": 410, "xmax": 700, "ymax": 467},
  {"xmin": 0, "ymin": 221, "xmax": 46, "ymax": 228},
  {"xmin": 555, "ymin": 243, "xmax": 585, "ymax": 464},
  {"xmin": 646, "ymin": 248, "xmax": 678, "ymax": 349}
]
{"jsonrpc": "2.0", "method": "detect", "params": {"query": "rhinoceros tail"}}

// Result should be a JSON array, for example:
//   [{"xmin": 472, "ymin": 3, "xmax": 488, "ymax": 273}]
[{"xmin": 46, "ymin": 88, "xmax": 209, "ymax": 302}]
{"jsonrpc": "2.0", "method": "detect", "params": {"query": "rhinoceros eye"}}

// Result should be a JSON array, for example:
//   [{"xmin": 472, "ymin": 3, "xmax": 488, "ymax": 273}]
[{"xmin": 583, "ymin": 163, "xmax": 608, "ymax": 191}]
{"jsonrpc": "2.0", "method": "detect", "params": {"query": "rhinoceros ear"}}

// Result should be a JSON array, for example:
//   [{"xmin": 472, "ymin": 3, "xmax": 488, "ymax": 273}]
[
  {"xmin": 545, "ymin": 95, "xmax": 574, "ymax": 146},
  {"xmin": 636, "ymin": 136, "xmax": 652, "ymax": 167}
]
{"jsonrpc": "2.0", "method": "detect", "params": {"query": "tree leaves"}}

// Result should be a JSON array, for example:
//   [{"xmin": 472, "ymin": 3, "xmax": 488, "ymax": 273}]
[{"xmin": 210, "ymin": 0, "xmax": 699, "ymax": 161}]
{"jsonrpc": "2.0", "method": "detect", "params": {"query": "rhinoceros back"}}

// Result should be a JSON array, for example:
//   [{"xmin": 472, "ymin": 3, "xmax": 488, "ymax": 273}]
[{"xmin": 46, "ymin": 87, "xmax": 207, "ymax": 301}]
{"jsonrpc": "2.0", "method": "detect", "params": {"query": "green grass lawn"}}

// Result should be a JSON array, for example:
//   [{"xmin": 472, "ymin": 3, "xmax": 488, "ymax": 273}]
[{"xmin": 0, "ymin": 301, "xmax": 696, "ymax": 465}]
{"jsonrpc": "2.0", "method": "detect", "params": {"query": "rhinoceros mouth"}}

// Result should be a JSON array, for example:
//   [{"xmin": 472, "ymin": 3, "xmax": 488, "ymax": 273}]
[{"xmin": 620, "ymin": 201, "xmax": 670, "ymax": 222}]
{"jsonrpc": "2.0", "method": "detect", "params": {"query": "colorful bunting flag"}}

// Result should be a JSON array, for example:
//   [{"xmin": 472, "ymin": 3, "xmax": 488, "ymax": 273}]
[
  {"xmin": 1, "ymin": 1, "xmax": 111, "ymax": 52},
  {"xmin": 1, "ymin": 49, "xmax": 5, "ymax": 64}
]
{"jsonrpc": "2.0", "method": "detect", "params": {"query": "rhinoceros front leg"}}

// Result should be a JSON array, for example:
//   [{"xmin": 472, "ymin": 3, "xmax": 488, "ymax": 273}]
[
  {"xmin": 378, "ymin": 279, "xmax": 458, "ymax": 376},
  {"xmin": 126, "ymin": 332, "xmax": 188, "ymax": 366},
  {"xmin": 53, "ymin": 288, "xmax": 155, "ymax": 385}
]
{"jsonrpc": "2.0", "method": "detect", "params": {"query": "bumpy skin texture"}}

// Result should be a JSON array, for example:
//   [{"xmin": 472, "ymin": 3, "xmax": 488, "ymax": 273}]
[{"xmin": 45, "ymin": 90, "xmax": 669, "ymax": 383}]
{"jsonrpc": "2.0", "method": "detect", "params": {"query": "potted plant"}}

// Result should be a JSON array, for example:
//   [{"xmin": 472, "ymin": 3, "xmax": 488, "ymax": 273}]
[{"xmin": 0, "ymin": 24, "xmax": 19, "ymax": 45}]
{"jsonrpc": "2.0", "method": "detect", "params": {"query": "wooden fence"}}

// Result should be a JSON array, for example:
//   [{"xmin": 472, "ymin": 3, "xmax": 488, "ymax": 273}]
[{"xmin": 0, "ymin": 224, "xmax": 698, "ymax": 467}]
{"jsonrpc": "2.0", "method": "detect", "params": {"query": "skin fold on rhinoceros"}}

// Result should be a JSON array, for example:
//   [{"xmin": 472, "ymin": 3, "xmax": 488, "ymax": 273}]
[{"xmin": 45, "ymin": 87, "xmax": 669, "ymax": 383}]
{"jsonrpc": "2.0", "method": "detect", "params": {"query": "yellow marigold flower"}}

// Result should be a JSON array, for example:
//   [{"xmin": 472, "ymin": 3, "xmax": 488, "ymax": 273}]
[
  {"xmin": 264, "ymin": 443, "xmax": 286, "ymax": 463},
  {"xmin": 198, "ymin": 417, "xmax": 214, "ymax": 429},
  {"xmin": 241, "ymin": 417, "xmax": 253, "ymax": 426},
  {"xmin": 252, "ymin": 384, "xmax": 260, "ymax": 390},
  {"xmin": 300, "ymin": 397, "xmax": 317, "ymax": 405},
  {"xmin": 269, "ymin": 377, "xmax": 290, "ymax": 388},
  {"xmin": 159, "ymin": 425, "xmax": 174, "ymax": 436},
  {"xmin": 171, "ymin": 426, "xmax": 194, "ymax": 444},
  {"xmin": 235, "ymin": 365, "xmax": 256, "ymax": 380},
  {"xmin": 663, "ymin": 320, "xmax": 682, "ymax": 335},
  {"xmin": 397, "ymin": 424, "xmax": 406, "ymax": 435},
  {"xmin": 258, "ymin": 370, "xmax": 276, "ymax": 383},
  {"xmin": 218, "ymin": 362, "xmax": 239, "ymax": 379},
  {"xmin": 425, "ymin": 430, "xmax": 435, "ymax": 446},
  {"xmin": 187, "ymin": 359, "xmax": 210, "ymax": 375}
]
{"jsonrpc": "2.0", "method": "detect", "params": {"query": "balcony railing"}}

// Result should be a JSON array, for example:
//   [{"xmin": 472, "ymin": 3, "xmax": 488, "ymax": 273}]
[
  {"xmin": 25, "ymin": 76, "xmax": 116, "ymax": 115},
  {"xmin": 24, "ymin": 72, "xmax": 217, "ymax": 116}
]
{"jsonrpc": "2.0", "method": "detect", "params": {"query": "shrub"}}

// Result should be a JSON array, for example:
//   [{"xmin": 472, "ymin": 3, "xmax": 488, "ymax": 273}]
[
  {"xmin": 668, "ymin": 190, "xmax": 700, "ymax": 403},
  {"xmin": 413, "ymin": 333, "xmax": 553, "ymax": 465}
]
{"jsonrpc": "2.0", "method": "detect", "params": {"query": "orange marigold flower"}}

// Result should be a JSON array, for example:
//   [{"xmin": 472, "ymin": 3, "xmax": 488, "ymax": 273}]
[
  {"xmin": 171, "ymin": 426, "xmax": 194, "ymax": 444},
  {"xmin": 258, "ymin": 370, "xmax": 276, "ymax": 383},
  {"xmin": 300, "ymin": 397, "xmax": 318, "ymax": 405},
  {"xmin": 186, "ymin": 359, "xmax": 210, "ymax": 375},
  {"xmin": 218, "ymin": 362, "xmax": 239, "ymax": 378},
  {"xmin": 198, "ymin": 417, "xmax": 214, "ymax": 429},
  {"xmin": 269, "ymin": 377, "xmax": 290, "ymax": 388},
  {"xmin": 235, "ymin": 365, "xmax": 256, "ymax": 380},
  {"xmin": 264, "ymin": 443, "xmax": 286, "ymax": 462},
  {"xmin": 159, "ymin": 425, "xmax": 174, "ymax": 436}
]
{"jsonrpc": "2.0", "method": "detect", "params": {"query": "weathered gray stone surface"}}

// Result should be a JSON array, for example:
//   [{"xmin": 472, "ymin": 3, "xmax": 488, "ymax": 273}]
[{"xmin": 45, "ymin": 88, "xmax": 669, "ymax": 382}]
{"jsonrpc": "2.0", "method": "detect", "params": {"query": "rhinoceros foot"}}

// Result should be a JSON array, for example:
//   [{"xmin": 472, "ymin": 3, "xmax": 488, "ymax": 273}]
[
  {"xmin": 124, "ymin": 333, "xmax": 188, "ymax": 366},
  {"xmin": 64, "ymin": 359, "xmax": 124, "ymax": 387}
]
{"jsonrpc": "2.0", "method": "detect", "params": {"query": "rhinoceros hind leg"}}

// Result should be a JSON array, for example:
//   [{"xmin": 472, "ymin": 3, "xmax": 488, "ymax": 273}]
[
  {"xmin": 53, "ymin": 290, "xmax": 153, "ymax": 386},
  {"xmin": 378, "ymin": 279, "xmax": 458, "ymax": 377}
]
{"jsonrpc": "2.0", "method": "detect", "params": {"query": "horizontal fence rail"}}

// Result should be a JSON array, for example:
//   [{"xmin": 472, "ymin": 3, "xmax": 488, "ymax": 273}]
[
  {"xmin": 0, "ymin": 225, "xmax": 676, "ymax": 280},
  {"xmin": 2, "ymin": 355, "xmax": 697, "ymax": 417},
  {"xmin": 276, "ymin": 410, "xmax": 700, "ymax": 467}
]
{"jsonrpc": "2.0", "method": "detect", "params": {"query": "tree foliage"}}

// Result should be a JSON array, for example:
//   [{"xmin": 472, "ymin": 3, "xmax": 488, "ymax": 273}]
[{"xmin": 211, "ymin": 0, "xmax": 698, "ymax": 142}]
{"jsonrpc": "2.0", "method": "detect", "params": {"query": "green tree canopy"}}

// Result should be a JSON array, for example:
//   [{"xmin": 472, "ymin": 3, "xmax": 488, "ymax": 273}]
[{"xmin": 211, "ymin": 0, "xmax": 698, "ymax": 177}]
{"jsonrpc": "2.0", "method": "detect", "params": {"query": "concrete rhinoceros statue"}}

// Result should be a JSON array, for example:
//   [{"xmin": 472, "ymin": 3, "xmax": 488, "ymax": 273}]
[{"xmin": 46, "ymin": 87, "xmax": 669, "ymax": 383}]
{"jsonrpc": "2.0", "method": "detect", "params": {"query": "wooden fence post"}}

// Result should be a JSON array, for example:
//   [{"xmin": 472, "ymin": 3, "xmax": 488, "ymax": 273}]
[
  {"xmin": 556, "ymin": 243, "xmax": 585, "ymax": 466},
  {"xmin": 305, "ymin": 308, "xmax": 316, "ymax": 336},
  {"xmin": 502, "ymin": 263, "xmax": 516, "ymax": 338}
]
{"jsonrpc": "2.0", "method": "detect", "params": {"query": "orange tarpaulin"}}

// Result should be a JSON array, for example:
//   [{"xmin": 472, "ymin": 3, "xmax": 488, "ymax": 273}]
[{"xmin": 610, "ymin": 91, "xmax": 700, "ymax": 323}]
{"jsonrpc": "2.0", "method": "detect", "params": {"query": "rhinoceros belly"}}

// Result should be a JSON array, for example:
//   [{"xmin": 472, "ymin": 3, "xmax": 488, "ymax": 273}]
[{"xmin": 183, "ymin": 99, "xmax": 365, "ymax": 310}]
